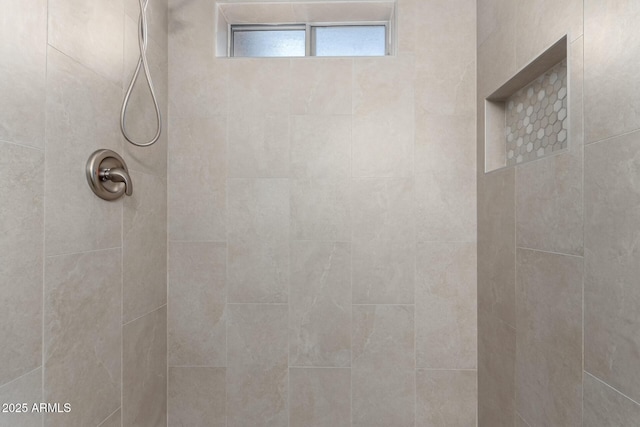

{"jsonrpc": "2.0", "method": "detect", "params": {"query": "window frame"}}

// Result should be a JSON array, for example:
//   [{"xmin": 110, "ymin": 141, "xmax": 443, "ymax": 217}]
[{"xmin": 228, "ymin": 22, "xmax": 390, "ymax": 58}]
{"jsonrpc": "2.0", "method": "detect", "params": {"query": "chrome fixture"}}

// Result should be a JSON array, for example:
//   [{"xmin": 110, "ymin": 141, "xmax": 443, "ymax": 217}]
[
  {"xmin": 86, "ymin": 149, "xmax": 133, "ymax": 201},
  {"xmin": 121, "ymin": 0, "xmax": 162, "ymax": 147}
]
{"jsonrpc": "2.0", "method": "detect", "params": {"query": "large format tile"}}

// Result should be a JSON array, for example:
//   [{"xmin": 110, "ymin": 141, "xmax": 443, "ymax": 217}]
[
  {"xmin": 584, "ymin": 373, "xmax": 640, "ymax": 427},
  {"xmin": 168, "ymin": 0, "xmax": 227, "ymax": 118},
  {"xmin": 0, "ymin": 368, "xmax": 42, "ymax": 427},
  {"xmin": 289, "ymin": 368, "xmax": 351, "ymax": 427},
  {"xmin": 48, "ymin": 0, "xmax": 124, "ymax": 85},
  {"xmin": 0, "ymin": 143, "xmax": 43, "ymax": 386},
  {"xmin": 478, "ymin": 311, "xmax": 515, "ymax": 427},
  {"xmin": 227, "ymin": 114, "xmax": 290, "ymax": 178},
  {"xmin": 516, "ymin": 38, "xmax": 584, "ymax": 256},
  {"xmin": 0, "ymin": 0, "xmax": 47, "ymax": 149},
  {"xmin": 352, "ymin": 240, "xmax": 415, "ymax": 305},
  {"xmin": 415, "ymin": 166, "xmax": 476, "ymax": 242},
  {"xmin": 515, "ymin": 0, "xmax": 583, "ymax": 69},
  {"xmin": 44, "ymin": 249, "xmax": 121, "ymax": 427},
  {"xmin": 585, "ymin": 130, "xmax": 640, "ymax": 403},
  {"xmin": 515, "ymin": 249, "xmax": 582, "ymax": 427},
  {"xmin": 353, "ymin": 57, "xmax": 414, "ymax": 117},
  {"xmin": 416, "ymin": 369, "xmax": 477, "ymax": 427},
  {"xmin": 352, "ymin": 305, "xmax": 415, "ymax": 427},
  {"xmin": 125, "ymin": 0, "xmax": 168, "ymax": 51},
  {"xmin": 416, "ymin": 242, "xmax": 476, "ymax": 369},
  {"xmin": 478, "ymin": 168, "xmax": 516, "ymax": 327},
  {"xmin": 45, "ymin": 47, "xmax": 123, "ymax": 256},
  {"xmin": 413, "ymin": 0, "xmax": 476, "ymax": 117},
  {"xmin": 291, "ymin": 179, "xmax": 351, "ymax": 242},
  {"xmin": 227, "ymin": 304, "xmax": 288, "ymax": 427},
  {"xmin": 168, "ymin": 242, "xmax": 226, "ymax": 367},
  {"xmin": 168, "ymin": 367, "xmax": 226, "ymax": 427},
  {"xmin": 99, "ymin": 409, "xmax": 121, "ymax": 427},
  {"xmin": 351, "ymin": 178, "xmax": 415, "ymax": 243},
  {"xmin": 290, "ymin": 115, "xmax": 351, "ymax": 179},
  {"xmin": 289, "ymin": 242, "xmax": 351, "ymax": 368},
  {"xmin": 585, "ymin": 0, "xmax": 640, "ymax": 142},
  {"xmin": 168, "ymin": 116, "xmax": 226, "ymax": 241},
  {"xmin": 228, "ymin": 59, "xmax": 291, "ymax": 116},
  {"xmin": 290, "ymin": 59, "xmax": 352, "ymax": 115},
  {"xmin": 123, "ymin": 171, "xmax": 167, "ymax": 323},
  {"xmin": 123, "ymin": 306, "xmax": 167, "ymax": 427}
]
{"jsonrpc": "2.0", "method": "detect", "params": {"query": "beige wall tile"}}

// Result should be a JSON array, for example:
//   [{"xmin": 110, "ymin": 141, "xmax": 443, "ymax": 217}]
[
  {"xmin": 228, "ymin": 114, "xmax": 290, "ymax": 178},
  {"xmin": 585, "ymin": 130, "xmax": 640, "ymax": 403},
  {"xmin": 352, "ymin": 305, "xmax": 415, "ymax": 427},
  {"xmin": 515, "ymin": 249, "xmax": 582, "ymax": 427},
  {"xmin": 123, "ymin": 306, "xmax": 167, "ymax": 427},
  {"xmin": 351, "ymin": 178, "xmax": 415, "ymax": 243},
  {"xmin": 416, "ymin": 369, "xmax": 477, "ymax": 427},
  {"xmin": 124, "ymin": 171, "xmax": 167, "ymax": 323},
  {"xmin": 44, "ymin": 249, "xmax": 121, "ymax": 427},
  {"xmin": 477, "ymin": 0, "xmax": 514, "ymax": 47},
  {"xmin": 168, "ymin": 0, "xmax": 228, "ymax": 118},
  {"xmin": 45, "ymin": 47, "xmax": 123, "ymax": 256},
  {"xmin": 289, "ymin": 368, "xmax": 351, "ymax": 427},
  {"xmin": 584, "ymin": 373, "xmax": 640, "ymax": 427},
  {"xmin": 352, "ymin": 112, "xmax": 414, "ymax": 177},
  {"xmin": 478, "ymin": 311, "xmax": 515, "ymax": 427},
  {"xmin": 228, "ymin": 59, "xmax": 291, "ymax": 116},
  {"xmin": 289, "ymin": 242, "xmax": 351, "ymax": 368},
  {"xmin": 48, "ymin": 0, "xmax": 124, "ymax": 85},
  {"xmin": 415, "ymin": 167, "xmax": 476, "ymax": 242},
  {"xmin": 478, "ymin": 168, "xmax": 516, "ymax": 327},
  {"xmin": 416, "ymin": 242, "xmax": 476, "ymax": 369},
  {"xmin": 415, "ymin": 113, "xmax": 476, "ymax": 177},
  {"xmin": 168, "ymin": 242, "xmax": 226, "ymax": 367},
  {"xmin": 0, "ymin": 368, "xmax": 42, "ymax": 427},
  {"xmin": 168, "ymin": 116, "xmax": 226, "ymax": 241},
  {"xmin": 168, "ymin": 367, "xmax": 226, "ymax": 427},
  {"xmin": 515, "ymin": 0, "xmax": 583, "ymax": 69},
  {"xmin": 352, "ymin": 240, "xmax": 414, "ymax": 305},
  {"xmin": 98, "ymin": 409, "xmax": 122, "ymax": 427},
  {"xmin": 0, "ymin": 0, "xmax": 46, "ymax": 149},
  {"xmin": 227, "ymin": 304, "xmax": 288, "ymax": 427},
  {"xmin": 584, "ymin": 0, "xmax": 640, "ymax": 142},
  {"xmin": 290, "ymin": 115, "xmax": 351, "ymax": 179},
  {"xmin": 291, "ymin": 179, "xmax": 351, "ymax": 241},
  {"xmin": 353, "ymin": 57, "xmax": 414, "ymax": 117},
  {"xmin": 98, "ymin": 409, "xmax": 121, "ymax": 427},
  {"xmin": 228, "ymin": 178, "xmax": 290, "ymax": 243},
  {"xmin": 0, "ymin": 143, "xmax": 43, "ymax": 386},
  {"xmin": 413, "ymin": 0, "xmax": 476, "ymax": 117},
  {"xmin": 516, "ymin": 149, "xmax": 583, "ymax": 255},
  {"xmin": 228, "ymin": 240, "xmax": 289, "ymax": 304},
  {"xmin": 290, "ymin": 59, "xmax": 352, "ymax": 115}
]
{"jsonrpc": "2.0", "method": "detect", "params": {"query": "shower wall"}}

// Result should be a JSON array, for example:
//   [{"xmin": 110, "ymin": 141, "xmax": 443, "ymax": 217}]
[
  {"xmin": 478, "ymin": 0, "xmax": 640, "ymax": 426},
  {"xmin": 0, "ymin": 0, "xmax": 168, "ymax": 425},
  {"xmin": 167, "ymin": 0, "xmax": 476, "ymax": 425}
]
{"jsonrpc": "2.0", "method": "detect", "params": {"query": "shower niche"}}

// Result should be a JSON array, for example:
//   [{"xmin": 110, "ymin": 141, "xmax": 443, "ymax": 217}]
[{"xmin": 485, "ymin": 35, "xmax": 569, "ymax": 172}]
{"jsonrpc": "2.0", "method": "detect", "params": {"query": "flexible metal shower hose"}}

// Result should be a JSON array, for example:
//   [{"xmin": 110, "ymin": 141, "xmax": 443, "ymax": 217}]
[{"xmin": 120, "ymin": 0, "xmax": 162, "ymax": 147}]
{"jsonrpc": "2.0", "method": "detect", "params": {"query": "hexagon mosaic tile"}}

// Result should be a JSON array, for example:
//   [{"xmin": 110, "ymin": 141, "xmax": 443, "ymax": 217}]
[{"xmin": 505, "ymin": 60, "xmax": 568, "ymax": 166}]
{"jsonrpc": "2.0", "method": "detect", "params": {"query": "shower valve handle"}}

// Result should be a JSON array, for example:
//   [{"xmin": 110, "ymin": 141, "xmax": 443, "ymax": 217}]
[{"xmin": 100, "ymin": 167, "xmax": 133, "ymax": 196}]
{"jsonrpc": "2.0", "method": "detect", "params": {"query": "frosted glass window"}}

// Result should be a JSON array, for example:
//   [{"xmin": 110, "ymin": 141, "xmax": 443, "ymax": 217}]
[
  {"xmin": 233, "ymin": 29, "xmax": 306, "ymax": 57},
  {"xmin": 314, "ymin": 26, "xmax": 386, "ymax": 56}
]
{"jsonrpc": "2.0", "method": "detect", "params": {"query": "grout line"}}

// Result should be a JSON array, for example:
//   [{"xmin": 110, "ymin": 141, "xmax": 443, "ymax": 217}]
[
  {"xmin": 44, "ymin": 246, "xmax": 122, "ymax": 260},
  {"xmin": 0, "ymin": 366, "xmax": 43, "ymax": 391},
  {"xmin": 122, "ymin": 304, "xmax": 167, "ymax": 328},
  {"xmin": 415, "ymin": 368, "xmax": 477, "ymax": 372},
  {"xmin": 584, "ymin": 372, "xmax": 640, "ymax": 408},
  {"xmin": 515, "ymin": 246, "xmax": 584, "ymax": 259},
  {"xmin": 42, "ymin": 23, "xmax": 49, "ymax": 427},
  {"xmin": 97, "ymin": 406, "xmax": 121, "ymax": 427}
]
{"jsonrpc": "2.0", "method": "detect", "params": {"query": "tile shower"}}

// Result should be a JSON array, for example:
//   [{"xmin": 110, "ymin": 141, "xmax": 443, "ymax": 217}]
[{"xmin": 1, "ymin": 1, "xmax": 639, "ymax": 427}]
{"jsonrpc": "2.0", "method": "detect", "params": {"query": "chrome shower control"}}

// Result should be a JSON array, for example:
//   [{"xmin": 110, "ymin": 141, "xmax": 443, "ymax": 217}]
[{"xmin": 86, "ymin": 149, "xmax": 133, "ymax": 201}]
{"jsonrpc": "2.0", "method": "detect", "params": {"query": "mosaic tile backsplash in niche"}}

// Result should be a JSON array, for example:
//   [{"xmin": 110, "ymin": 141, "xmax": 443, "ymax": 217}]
[{"xmin": 505, "ymin": 59, "xmax": 568, "ymax": 166}]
